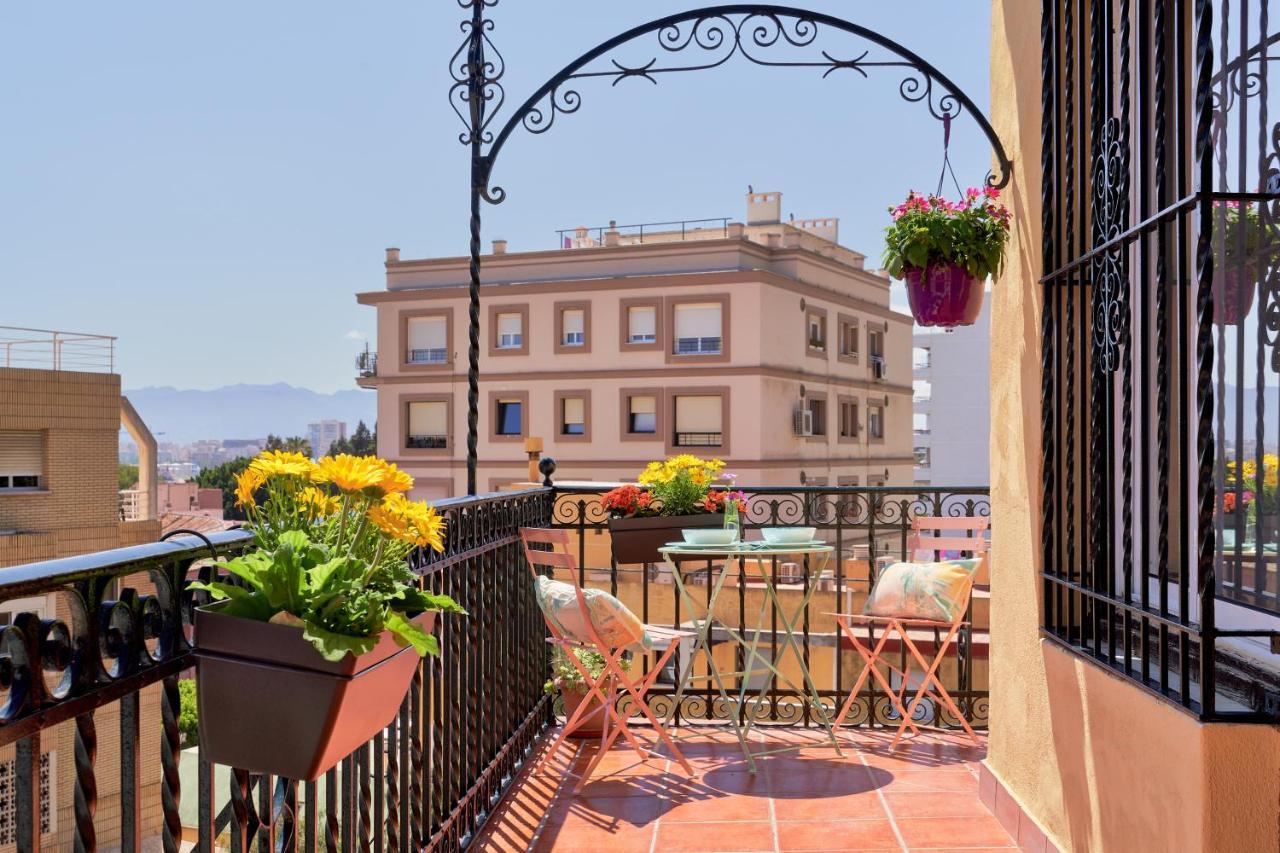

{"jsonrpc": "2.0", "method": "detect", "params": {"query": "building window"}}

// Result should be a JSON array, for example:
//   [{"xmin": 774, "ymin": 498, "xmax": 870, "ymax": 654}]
[
  {"xmin": 560, "ymin": 396, "xmax": 585, "ymax": 436},
  {"xmin": 628, "ymin": 395, "xmax": 657, "ymax": 434},
  {"xmin": 496, "ymin": 398, "xmax": 523, "ymax": 436},
  {"xmin": 837, "ymin": 475, "xmax": 860, "ymax": 487},
  {"xmin": 914, "ymin": 447, "xmax": 931, "ymax": 467},
  {"xmin": 406, "ymin": 401, "xmax": 448, "ymax": 449},
  {"xmin": 839, "ymin": 317, "xmax": 860, "ymax": 361},
  {"xmin": 496, "ymin": 313, "xmax": 523, "ymax": 349},
  {"xmin": 913, "ymin": 346, "xmax": 932, "ymax": 370},
  {"xmin": 405, "ymin": 316, "xmax": 448, "ymax": 364},
  {"xmin": 914, "ymin": 380, "xmax": 932, "ymax": 402},
  {"xmin": 561, "ymin": 309, "xmax": 585, "ymax": 346},
  {"xmin": 0, "ymin": 432, "xmax": 43, "ymax": 490},
  {"xmin": 628, "ymin": 306, "xmax": 657, "ymax": 343},
  {"xmin": 868, "ymin": 404, "xmax": 885, "ymax": 440},
  {"xmin": 914, "ymin": 412, "xmax": 930, "ymax": 435},
  {"xmin": 673, "ymin": 394, "xmax": 723, "ymax": 447},
  {"xmin": 807, "ymin": 397, "xmax": 827, "ymax": 437},
  {"xmin": 672, "ymin": 303, "xmax": 722, "ymax": 355},
  {"xmin": 839, "ymin": 399, "xmax": 859, "ymax": 439},
  {"xmin": 807, "ymin": 311, "xmax": 827, "ymax": 351}
]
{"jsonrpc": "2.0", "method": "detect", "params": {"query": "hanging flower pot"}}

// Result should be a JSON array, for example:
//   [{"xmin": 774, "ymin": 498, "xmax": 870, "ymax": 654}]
[
  {"xmin": 1213, "ymin": 264, "xmax": 1257, "ymax": 325},
  {"xmin": 188, "ymin": 450, "xmax": 464, "ymax": 781},
  {"xmin": 1212, "ymin": 201, "xmax": 1264, "ymax": 326},
  {"xmin": 883, "ymin": 188, "xmax": 1010, "ymax": 328},
  {"xmin": 905, "ymin": 263, "xmax": 986, "ymax": 328}
]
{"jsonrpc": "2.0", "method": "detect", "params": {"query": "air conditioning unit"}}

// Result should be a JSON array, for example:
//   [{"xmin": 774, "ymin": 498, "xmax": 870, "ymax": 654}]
[
  {"xmin": 871, "ymin": 357, "xmax": 887, "ymax": 381},
  {"xmin": 793, "ymin": 407, "xmax": 814, "ymax": 437}
]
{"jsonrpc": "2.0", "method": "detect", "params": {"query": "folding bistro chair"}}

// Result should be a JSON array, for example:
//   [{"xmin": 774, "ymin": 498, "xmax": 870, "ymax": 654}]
[
  {"xmin": 832, "ymin": 517, "xmax": 989, "ymax": 750},
  {"xmin": 520, "ymin": 527, "xmax": 696, "ymax": 791}
]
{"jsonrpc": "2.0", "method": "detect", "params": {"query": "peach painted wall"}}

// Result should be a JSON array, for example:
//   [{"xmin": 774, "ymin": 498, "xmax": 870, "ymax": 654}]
[{"xmin": 987, "ymin": 3, "xmax": 1280, "ymax": 852}]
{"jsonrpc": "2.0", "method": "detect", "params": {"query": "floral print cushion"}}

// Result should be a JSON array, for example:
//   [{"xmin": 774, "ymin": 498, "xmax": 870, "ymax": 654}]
[
  {"xmin": 863, "ymin": 559, "xmax": 980, "ymax": 623},
  {"xmin": 534, "ymin": 576, "xmax": 654, "ymax": 652}
]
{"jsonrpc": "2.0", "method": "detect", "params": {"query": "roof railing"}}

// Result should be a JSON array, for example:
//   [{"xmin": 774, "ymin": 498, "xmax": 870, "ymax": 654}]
[{"xmin": 0, "ymin": 326, "xmax": 116, "ymax": 373}]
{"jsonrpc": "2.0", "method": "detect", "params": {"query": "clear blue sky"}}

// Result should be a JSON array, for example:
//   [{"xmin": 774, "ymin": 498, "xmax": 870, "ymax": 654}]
[{"xmin": 0, "ymin": 2, "xmax": 992, "ymax": 392}]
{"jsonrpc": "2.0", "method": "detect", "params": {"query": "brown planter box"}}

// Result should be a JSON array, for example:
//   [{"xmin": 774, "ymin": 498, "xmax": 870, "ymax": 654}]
[
  {"xmin": 194, "ymin": 603, "xmax": 435, "ymax": 780},
  {"xmin": 607, "ymin": 513, "xmax": 724, "ymax": 564},
  {"xmin": 561, "ymin": 689, "xmax": 605, "ymax": 739}
]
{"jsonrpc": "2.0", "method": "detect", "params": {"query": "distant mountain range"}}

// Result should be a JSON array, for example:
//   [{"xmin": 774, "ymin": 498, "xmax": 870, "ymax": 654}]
[{"xmin": 122, "ymin": 383, "xmax": 377, "ymax": 445}]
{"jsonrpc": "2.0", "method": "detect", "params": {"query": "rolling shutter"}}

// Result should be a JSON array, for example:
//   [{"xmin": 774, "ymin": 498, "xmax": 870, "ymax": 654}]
[{"xmin": 0, "ymin": 432, "xmax": 42, "ymax": 475}]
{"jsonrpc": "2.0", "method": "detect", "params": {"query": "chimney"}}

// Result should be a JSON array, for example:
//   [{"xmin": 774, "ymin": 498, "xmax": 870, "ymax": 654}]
[
  {"xmin": 727, "ymin": 222, "xmax": 745, "ymax": 239},
  {"xmin": 385, "ymin": 247, "xmax": 401, "ymax": 263},
  {"xmin": 491, "ymin": 239, "xmax": 508, "ymax": 255},
  {"xmin": 747, "ymin": 190, "xmax": 782, "ymax": 225}
]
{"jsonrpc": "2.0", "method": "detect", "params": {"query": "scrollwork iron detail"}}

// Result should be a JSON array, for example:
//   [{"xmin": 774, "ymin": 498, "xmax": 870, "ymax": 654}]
[
  {"xmin": 456, "ymin": 4, "xmax": 1014, "ymax": 205},
  {"xmin": 1090, "ymin": 117, "xmax": 1130, "ymax": 373}
]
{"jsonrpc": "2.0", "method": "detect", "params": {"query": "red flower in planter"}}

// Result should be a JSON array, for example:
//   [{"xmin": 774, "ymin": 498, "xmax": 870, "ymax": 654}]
[
  {"xmin": 701, "ymin": 490, "xmax": 747, "ymax": 513},
  {"xmin": 603, "ymin": 484, "xmax": 652, "ymax": 517}
]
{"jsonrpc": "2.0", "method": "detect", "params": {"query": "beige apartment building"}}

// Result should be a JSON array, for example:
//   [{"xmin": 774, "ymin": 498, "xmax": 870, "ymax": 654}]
[
  {"xmin": 0, "ymin": 327, "xmax": 164, "ymax": 849},
  {"xmin": 357, "ymin": 191, "xmax": 913, "ymax": 498}
]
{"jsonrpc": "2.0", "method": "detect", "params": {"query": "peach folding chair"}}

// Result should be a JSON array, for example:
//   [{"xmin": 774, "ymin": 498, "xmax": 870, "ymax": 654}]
[
  {"xmin": 520, "ymin": 527, "xmax": 696, "ymax": 791},
  {"xmin": 832, "ymin": 516, "xmax": 989, "ymax": 750}
]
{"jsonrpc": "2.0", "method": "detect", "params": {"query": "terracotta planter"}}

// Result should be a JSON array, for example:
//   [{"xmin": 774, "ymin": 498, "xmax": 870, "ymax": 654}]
[
  {"xmin": 905, "ymin": 263, "xmax": 985, "ymax": 328},
  {"xmin": 607, "ymin": 514, "xmax": 724, "ymax": 564},
  {"xmin": 1213, "ymin": 264, "xmax": 1257, "ymax": 325},
  {"xmin": 561, "ymin": 689, "xmax": 606, "ymax": 738},
  {"xmin": 194, "ymin": 603, "xmax": 434, "ymax": 780}
]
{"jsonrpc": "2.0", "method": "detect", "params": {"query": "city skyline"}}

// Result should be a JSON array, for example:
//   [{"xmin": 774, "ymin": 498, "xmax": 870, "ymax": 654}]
[{"xmin": 1, "ymin": 2, "xmax": 991, "ymax": 392}]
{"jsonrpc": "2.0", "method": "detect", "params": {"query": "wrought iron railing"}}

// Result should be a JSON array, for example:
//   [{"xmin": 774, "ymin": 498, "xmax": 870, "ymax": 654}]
[
  {"xmin": 673, "ymin": 431, "xmax": 723, "ymax": 447},
  {"xmin": 407, "ymin": 434, "xmax": 449, "ymax": 450},
  {"xmin": 673, "ymin": 336, "xmax": 722, "ymax": 355},
  {"xmin": 407, "ymin": 348, "xmax": 448, "ymax": 365},
  {"xmin": 0, "ymin": 488, "xmax": 553, "ymax": 851},
  {"xmin": 550, "ymin": 484, "xmax": 992, "ymax": 730}
]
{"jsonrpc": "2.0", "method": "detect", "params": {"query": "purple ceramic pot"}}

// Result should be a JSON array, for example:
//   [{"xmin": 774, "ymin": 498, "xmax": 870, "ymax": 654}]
[
  {"xmin": 905, "ymin": 263, "xmax": 985, "ymax": 328},
  {"xmin": 1213, "ymin": 264, "xmax": 1256, "ymax": 325}
]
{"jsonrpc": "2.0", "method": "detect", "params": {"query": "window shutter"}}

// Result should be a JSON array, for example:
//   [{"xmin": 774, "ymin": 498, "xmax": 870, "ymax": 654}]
[
  {"xmin": 407, "ymin": 317, "xmax": 447, "ymax": 350},
  {"xmin": 675, "ymin": 396, "xmax": 721, "ymax": 431},
  {"xmin": 562, "ymin": 309, "xmax": 584, "ymax": 336},
  {"xmin": 674, "ymin": 304, "xmax": 721, "ymax": 339},
  {"xmin": 562, "ymin": 397, "xmax": 584, "ymax": 425},
  {"xmin": 497, "ymin": 313, "xmax": 522, "ymax": 336},
  {"xmin": 0, "ymin": 432, "xmax": 42, "ymax": 475},
  {"xmin": 628, "ymin": 306, "xmax": 656, "ymax": 338},
  {"xmin": 629, "ymin": 395, "xmax": 656, "ymax": 415},
  {"xmin": 408, "ymin": 402, "xmax": 447, "ymax": 436}
]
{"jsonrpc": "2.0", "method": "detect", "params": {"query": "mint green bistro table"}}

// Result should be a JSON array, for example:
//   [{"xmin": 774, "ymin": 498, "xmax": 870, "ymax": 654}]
[{"xmin": 657, "ymin": 541, "xmax": 844, "ymax": 771}]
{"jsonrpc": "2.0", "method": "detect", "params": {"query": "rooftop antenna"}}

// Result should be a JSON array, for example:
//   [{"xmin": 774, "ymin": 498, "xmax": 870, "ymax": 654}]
[{"xmin": 747, "ymin": 184, "xmax": 753, "ymax": 194}]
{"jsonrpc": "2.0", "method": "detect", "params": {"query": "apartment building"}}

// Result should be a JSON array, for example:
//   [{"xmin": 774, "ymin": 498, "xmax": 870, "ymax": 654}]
[
  {"xmin": 912, "ymin": 295, "xmax": 991, "ymax": 486},
  {"xmin": 0, "ymin": 326, "xmax": 165, "ymax": 849},
  {"xmin": 307, "ymin": 418, "xmax": 347, "ymax": 459},
  {"xmin": 357, "ymin": 190, "xmax": 914, "ymax": 498}
]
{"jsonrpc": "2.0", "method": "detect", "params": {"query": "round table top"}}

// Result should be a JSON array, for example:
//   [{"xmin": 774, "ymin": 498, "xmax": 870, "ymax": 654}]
[{"xmin": 658, "ymin": 541, "xmax": 833, "ymax": 556}]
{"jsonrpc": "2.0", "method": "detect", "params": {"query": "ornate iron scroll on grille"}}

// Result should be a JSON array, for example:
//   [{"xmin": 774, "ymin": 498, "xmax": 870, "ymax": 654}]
[
  {"xmin": 1090, "ymin": 117, "xmax": 1130, "ymax": 374},
  {"xmin": 452, "ymin": 3, "xmax": 1014, "ymax": 205}
]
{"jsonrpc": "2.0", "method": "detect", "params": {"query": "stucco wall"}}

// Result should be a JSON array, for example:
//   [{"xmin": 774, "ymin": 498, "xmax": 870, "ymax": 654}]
[{"xmin": 987, "ymin": 3, "xmax": 1280, "ymax": 852}]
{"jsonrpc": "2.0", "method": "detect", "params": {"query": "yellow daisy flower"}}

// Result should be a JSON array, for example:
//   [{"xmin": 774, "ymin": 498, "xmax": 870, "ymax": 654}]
[
  {"xmin": 374, "ymin": 460, "xmax": 414, "ymax": 495},
  {"xmin": 313, "ymin": 454, "xmax": 386, "ymax": 494},
  {"xmin": 234, "ymin": 467, "xmax": 266, "ymax": 509},
  {"xmin": 249, "ymin": 450, "xmax": 315, "ymax": 479},
  {"xmin": 298, "ymin": 486, "xmax": 340, "ymax": 519}
]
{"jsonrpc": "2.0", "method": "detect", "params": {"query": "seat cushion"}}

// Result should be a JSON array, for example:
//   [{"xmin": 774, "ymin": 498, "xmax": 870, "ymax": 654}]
[
  {"xmin": 863, "ymin": 559, "xmax": 979, "ymax": 623},
  {"xmin": 534, "ymin": 575, "xmax": 654, "ymax": 652}
]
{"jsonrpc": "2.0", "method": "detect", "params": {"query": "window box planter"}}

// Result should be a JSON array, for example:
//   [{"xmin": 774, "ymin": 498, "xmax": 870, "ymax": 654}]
[
  {"xmin": 194, "ymin": 602, "xmax": 434, "ymax": 781},
  {"xmin": 905, "ymin": 263, "xmax": 985, "ymax": 328},
  {"xmin": 607, "ymin": 514, "xmax": 724, "ymax": 564}
]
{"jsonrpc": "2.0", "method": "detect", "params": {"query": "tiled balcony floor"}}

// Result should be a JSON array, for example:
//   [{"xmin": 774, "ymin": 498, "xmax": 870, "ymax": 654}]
[{"xmin": 475, "ymin": 727, "xmax": 1017, "ymax": 852}]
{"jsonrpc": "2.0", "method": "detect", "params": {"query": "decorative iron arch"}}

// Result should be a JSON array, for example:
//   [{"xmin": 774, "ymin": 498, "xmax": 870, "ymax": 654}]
[{"xmin": 451, "ymin": 1, "xmax": 1012, "ymax": 494}]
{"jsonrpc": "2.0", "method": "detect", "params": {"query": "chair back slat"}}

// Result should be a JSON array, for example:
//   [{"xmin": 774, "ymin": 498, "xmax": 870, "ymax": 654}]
[
  {"xmin": 523, "ymin": 549, "xmax": 577, "ymax": 570},
  {"xmin": 907, "ymin": 516, "xmax": 990, "ymax": 558},
  {"xmin": 914, "ymin": 516, "xmax": 990, "ymax": 532},
  {"xmin": 520, "ymin": 527, "xmax": 572, "ymax": 546}
]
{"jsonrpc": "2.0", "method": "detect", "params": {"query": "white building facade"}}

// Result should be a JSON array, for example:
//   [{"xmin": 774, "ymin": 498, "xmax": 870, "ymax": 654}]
[{"xmin": 911, "ymin": 295, "xmax": 990, "ymax": 487}]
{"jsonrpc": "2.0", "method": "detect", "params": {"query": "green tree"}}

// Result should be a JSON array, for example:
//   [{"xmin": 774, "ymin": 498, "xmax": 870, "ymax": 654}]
[
  {"xmin": 265, "ymin": 434, "xmax": 312, "ymax": 456},
  {"xmin": 193, "ymin": 456, "xmax": 255, "ymax": 520},
  {"xmin": 118, "ymin": 463, "xmax": 139, "ymax": 491},
  {"xmin": 328, "ymin": 420, "xmax": 377, "ymax": 457}
]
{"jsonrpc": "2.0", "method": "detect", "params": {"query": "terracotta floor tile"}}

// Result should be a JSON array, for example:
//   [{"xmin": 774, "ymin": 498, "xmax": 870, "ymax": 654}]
[
  {"xmin": 774, "ymin": 818, "xmax": 901, "ymax": 851},
  {"xmin": 882, "ymin": 792, "xmax": 993, "ymax": 819},
  {"xmin": 877, "ymin": 769, "xmax": 979, "ymax": 793},
  {"xmin": 767, "ymin": 764, "xmax": 892, "ymax": 796},
  {"xmin": 894, "ymin": 815, "xmax": 1017, "ymax": 849},
  {"xmin": 571, "ymin": 773, "xmax": 674, "ymax": 798},
  {"xmin": 659, "ymin": 792, "xmax": 773, "ymax": 823},
  {"xmin": 771, "ymin": 789, "xmax": 888, "ymax": 822},
  {"xmin": 652, "ymin": 819, "xmax": 776, "ymax": 852},
  {"xmin": 860, "ymin": 745, "xmax": 984, "ymax": 771},
  {"xmin": 530, "ymin": 819, "xmax": 656, "ymax": 852}
]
